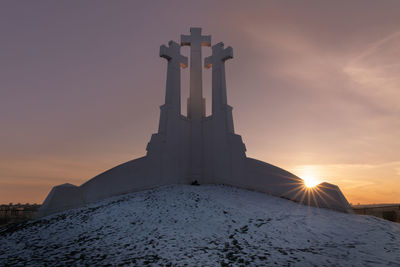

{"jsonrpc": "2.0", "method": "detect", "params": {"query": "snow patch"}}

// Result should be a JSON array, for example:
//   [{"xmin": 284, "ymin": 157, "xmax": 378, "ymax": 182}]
[{"xmin": 1, "ymin": 185, "xmax": 399, "ymax": 266}]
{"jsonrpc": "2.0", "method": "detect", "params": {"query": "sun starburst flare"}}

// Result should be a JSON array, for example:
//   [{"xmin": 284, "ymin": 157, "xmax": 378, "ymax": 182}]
[{"xmin": 303, "ymin": 175, "xmax": 321, "ymax": 188}]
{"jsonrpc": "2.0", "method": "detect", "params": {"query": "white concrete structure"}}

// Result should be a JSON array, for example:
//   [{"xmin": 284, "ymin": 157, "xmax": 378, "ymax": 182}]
[
  {"xmin": 39, "ymin": 28, "xmax": 352, "ymax": 217},
  {"xmin": 181, "ymin": 28, "xmax": 211, "ymax": 180}
]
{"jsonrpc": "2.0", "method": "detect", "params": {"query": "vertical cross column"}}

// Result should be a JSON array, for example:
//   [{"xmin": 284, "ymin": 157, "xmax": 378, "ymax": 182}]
[
  {"xmin": 158, "ymin": 41, "xmax": 187, "ymax": 134},
  {"xmin": 181, "ymin": 27, "xmax": 211, "ymax": 179},
  {"xmin": 205, "ymin": 42, "xmax": 234, "ymax": 133},
  {"xmin": 181, "ymin": 27, "xmax": 211, "ymax": 119}
]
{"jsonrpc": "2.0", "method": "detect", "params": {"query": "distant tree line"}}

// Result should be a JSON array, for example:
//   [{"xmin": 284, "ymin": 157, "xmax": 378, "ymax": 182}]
[
  {"xmin": 353, "ymin": 205, "xmax": 400, "ymax": 223},
  {"xmin": 0, "ymin": 203, "xmax": 41, "ymax": 226}
]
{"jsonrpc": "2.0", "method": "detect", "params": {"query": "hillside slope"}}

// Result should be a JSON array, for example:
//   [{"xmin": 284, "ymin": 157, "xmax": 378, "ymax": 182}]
[{"xmin": 1, "ymin": 185, "xmax": 399, "ymax": 266}]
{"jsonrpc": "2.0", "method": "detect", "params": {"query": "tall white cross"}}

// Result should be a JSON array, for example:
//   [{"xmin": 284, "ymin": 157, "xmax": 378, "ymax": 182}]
[
  {"xmin": 159, "ymin": 41, "xmax": 187, "ymax": 113},
  {"xmin": 181, "ymin": 27, "xmax": 211, "ymax": 119},
  {"xmin": 181, "ymin": 28, "xmax": 211, "ymax": 180},
  {"xmin": 205, "ymin": 42, "xmax": 233, "ymax": 115},
  {"xmin": 158, "ymin": 41, "xmax": 187, "ymax": 134}
]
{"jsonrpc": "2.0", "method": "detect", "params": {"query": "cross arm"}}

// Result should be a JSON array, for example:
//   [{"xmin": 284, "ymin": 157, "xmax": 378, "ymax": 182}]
[
  {"xmin": 204, "ymin": 55, "xmax": 213, "ymax": 69},
  {"xmin": 201, "ymin": 35, "xmax": 211, "ymax": 47},
  {"xmin": 159, "ymin": 44, "xmax": 171, "ymax": 60},
  {"xmin": 160, "ymin": 41, "xmax": 188, "ymax": 68},
  {"xmin": 221, "ymin": 46, "xmax": 233, "ymax": 61},
  {"xmin": 179, "ymin": 54, "xmax": 188, "ymax": 68},
  {"xmin": 213, "ymin": 42, "xmax": 233, "ymax": 61},
  {"xmin": 180, "ymin": 34, "xmax": 191, "ymax": 46},
  {"xmin": 204, "ymin": 43, "xmax": 234, "ymax": 68},
  {"xmin": 181, "ymin": 27, "xmax": 211, "ymax": 47}
]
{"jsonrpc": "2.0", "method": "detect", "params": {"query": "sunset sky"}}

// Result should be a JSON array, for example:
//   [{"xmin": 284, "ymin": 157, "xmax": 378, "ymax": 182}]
[{"xmin": 1, "ymin": 1, "xmax": 399, "ymax": 205}]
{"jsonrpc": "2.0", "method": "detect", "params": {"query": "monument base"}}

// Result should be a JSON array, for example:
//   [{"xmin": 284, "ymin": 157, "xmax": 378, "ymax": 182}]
[{"xmin": 39, "ymin": 156, "xmax": 352, "ymax": 217}]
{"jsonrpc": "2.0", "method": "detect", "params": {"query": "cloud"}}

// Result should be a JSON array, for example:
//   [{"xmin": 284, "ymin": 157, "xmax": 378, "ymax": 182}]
[{"xmin": 344, "ymin": 31, "xmax": 400, "ymax": 113}]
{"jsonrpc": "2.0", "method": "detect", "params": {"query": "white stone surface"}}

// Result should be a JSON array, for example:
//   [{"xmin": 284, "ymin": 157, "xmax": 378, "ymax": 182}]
[
  {"xmin": 39, "ymin": 183, "xmax": 84, "ymax": 217},
  {"xmin": 181, "ymin": 27, "xmax": 211, "ymax": 179},
  {"xmin": 39, "ymin": 28, "xmax": 352, "ymax": 217}
]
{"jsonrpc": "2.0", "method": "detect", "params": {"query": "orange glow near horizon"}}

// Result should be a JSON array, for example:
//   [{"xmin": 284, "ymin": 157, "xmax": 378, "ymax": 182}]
[{"xmin": 287, "ymin": 163, "xmax": 400, "ymax": 205}]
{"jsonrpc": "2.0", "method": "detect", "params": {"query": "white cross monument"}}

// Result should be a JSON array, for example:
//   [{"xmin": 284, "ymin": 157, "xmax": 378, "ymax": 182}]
[{"xmin": 39, "ymin": 28, "xmax": 353, "ymax": 217}]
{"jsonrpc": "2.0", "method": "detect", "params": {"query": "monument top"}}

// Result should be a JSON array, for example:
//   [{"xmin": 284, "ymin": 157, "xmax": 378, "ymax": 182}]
[
  {"xmin": 205, "ymin": 42, "xmax": 233, "ymax": 69},
  {"xmin": 181, "ymin": 27, "xmax": 211, "ymax": 48},
  {"xmin": 160, "ymin": 41, "xmax": 188, "ymax": 69}
]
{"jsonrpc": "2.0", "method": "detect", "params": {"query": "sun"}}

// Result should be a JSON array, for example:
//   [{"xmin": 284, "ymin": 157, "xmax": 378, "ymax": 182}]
[{"xmin": 303, "ymin": 175, "xmax": 320, "ymax": 188}]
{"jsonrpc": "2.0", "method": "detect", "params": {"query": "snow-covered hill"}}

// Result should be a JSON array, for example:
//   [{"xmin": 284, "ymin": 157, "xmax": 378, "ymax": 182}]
[{"xmin": 1, "ymin": 185, "xmax": 399, "ymax": 266}]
